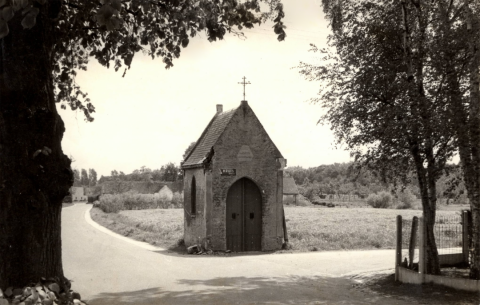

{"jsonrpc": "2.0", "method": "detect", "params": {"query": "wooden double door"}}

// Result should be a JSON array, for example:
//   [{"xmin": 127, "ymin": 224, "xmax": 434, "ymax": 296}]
[{"xmin": 226, "ymin": 178, "xmax": 262, "ymax": 252}]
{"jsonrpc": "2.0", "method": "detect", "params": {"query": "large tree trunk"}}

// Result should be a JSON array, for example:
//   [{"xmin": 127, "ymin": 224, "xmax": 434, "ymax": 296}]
[
  {"xmin": 411, "ymin": 144, "xmax": 440, "ymax": 275},
  {"xmin": 461, "ymin": 0, "xmax": 480, "ymax": 279},
  {"xmin": 402, "ymin": 1, "xmax": 440, "ymax": 275},
  {"xmin": 0, "ymin": 6, "xmax": 72, "ymax": 289}
]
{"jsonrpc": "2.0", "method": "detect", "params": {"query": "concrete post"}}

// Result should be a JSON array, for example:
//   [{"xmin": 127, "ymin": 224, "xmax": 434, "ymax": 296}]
[
  {"xmin": 462, "ymin": 210, "xmax": 470, "ymax": 263},
  {"xmin": 418, "ymin": 217, "xmax": 426, "ymax": 274},
  {"xmin": 276, "ymin": 169, "xmax": 284, "ymax": 245},
  {"xmin": 408, "ymin": 216, "xmax": 418, "ymax": 269},
  {"xmin": 205, "ymin": 170, "xmax": 213, "ymax": 241},
  {"xmin": 395, "ymin": 215, "xmax": 402, "ymax": 281}
]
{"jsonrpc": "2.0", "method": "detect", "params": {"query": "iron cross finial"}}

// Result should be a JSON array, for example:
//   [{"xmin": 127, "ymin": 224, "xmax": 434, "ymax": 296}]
[{"xmin": 238, "ymin": 76, "xmax": 251, "ymax": 101}]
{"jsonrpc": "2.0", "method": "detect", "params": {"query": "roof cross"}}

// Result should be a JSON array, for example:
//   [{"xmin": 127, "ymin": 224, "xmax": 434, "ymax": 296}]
[{"xmin": 238, "ymin": 76, "xmax": 251, "ymax": 101}]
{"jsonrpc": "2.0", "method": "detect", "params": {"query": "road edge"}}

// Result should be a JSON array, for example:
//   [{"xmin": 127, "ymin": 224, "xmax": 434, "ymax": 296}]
[{"xmin": 83, "ymin": 204, "xmax": 166, "ymax": 252}]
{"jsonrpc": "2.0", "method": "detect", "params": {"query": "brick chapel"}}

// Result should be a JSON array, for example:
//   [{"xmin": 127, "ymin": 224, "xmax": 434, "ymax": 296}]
[{"xmin": 181, "ymin": 100, "xmax": 287, "ymax": 252}]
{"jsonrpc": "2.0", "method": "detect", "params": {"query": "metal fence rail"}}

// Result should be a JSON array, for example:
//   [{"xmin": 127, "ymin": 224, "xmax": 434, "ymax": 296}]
[{"xmin": 435, "ymin": 215, "xmax": 462, "ymax": 251}]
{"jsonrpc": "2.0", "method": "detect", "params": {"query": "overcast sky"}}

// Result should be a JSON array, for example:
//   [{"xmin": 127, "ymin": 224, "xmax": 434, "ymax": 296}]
[{"xmin": 58, "ymin": 0, "xmax": 352, "ymax": 178}]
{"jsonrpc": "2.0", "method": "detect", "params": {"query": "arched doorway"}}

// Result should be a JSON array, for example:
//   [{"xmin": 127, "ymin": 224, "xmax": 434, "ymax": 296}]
[{"xmin": 226, "ymin": 178, "xmax": 262, "ymax": 251}]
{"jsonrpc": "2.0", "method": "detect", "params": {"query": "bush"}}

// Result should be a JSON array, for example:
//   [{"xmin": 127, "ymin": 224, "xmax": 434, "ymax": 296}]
[
  {"xmin": 366, "ymin": 191, "xmax": 393, "ymax": 209},
  {"xmin": 96, "ymin": 194, "xmax": 124, "ymax": 213},
  {"xmin": 395, "ymin": 189, "xmax": 417, "ymax": 209},
  {"xmin": 284, "ymin": 194, "xmax": 310, "ymax": 207},
  {"xmin": 96, "ymin": 191, "xmax": 184, "ymax": 213},
  {"xmin": 171, "ymin": 192, "xmax": 184, "ymax": 208},
  {"xmin": 295, "ymin": 195, "xmax": 310, "ymax": 207},
  {"xmin": 88, "ymin": 194, "xmax": 101, "ymax": 203}
]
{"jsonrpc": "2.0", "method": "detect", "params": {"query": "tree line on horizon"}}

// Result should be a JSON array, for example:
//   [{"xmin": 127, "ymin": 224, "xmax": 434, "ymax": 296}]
[
  {"xmin": 97, "ymin": 163, "xmax": 182, "ymax": 184},
  {"xmin": 286, "ymin": 162, "xmax": 467, "ymax": 206}
]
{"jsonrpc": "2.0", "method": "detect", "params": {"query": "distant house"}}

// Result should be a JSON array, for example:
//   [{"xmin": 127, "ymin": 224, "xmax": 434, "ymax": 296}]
[
  {"xmin": 70, "ymin": 186, "xmax": 87, "ymax": 201},
  {"xmin": 154, "ymin": 185, "xmax": 174, "ymax": 201},
  {"xmin": 283, "ymin": 177, "xmax": 299, "ymax": 204}
]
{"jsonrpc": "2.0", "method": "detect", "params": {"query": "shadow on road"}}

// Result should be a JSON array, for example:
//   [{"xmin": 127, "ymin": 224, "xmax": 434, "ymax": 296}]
[
  {"xmin": 86, "ymin": 275, "xmax": 417, "ymax": 305},
  {"xmin": 353, "ymin": 273, "xmax": 480, "ymax": 305},
  {"xmin": 86, "ymin": 273, "xmax": 480, "ymax": 305}
]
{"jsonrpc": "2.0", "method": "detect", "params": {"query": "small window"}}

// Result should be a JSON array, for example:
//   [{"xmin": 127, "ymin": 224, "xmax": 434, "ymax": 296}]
[{"xmin": 191, "ymin": 176, "xmax": 196, "ymax": 215}]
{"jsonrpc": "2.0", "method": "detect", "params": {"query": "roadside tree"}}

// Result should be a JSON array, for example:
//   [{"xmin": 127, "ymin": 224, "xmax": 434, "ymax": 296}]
[
  {"xmin": 0, "ymin": 0, "xmax": 286, "ymax": 289},
  {"xmin": 80, "ymin": 168, "xmax": 89, "ymax": 186},
  {"xmin": 182, "ymin": 141, "xmax": 196, "ymax": 161},
  {"xmin": 89, "ymin": 168, "xmax": 98, "ymax": 186},
  {"xmin": 304, "ymin": 0, "xmax": 461, "ymax": 274}
]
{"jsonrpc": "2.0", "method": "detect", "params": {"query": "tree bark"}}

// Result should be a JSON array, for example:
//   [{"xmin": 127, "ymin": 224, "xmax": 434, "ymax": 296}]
[
  {"xmin": 0, "ymin": 5, "xmax": 72, "ymax": 289},
  {"xmin": 461, "ymin": 0, "xmax": 480, "ymax": 279},
  {"xmin": 403, "ymin": 0, "xmax": 440, "ymax": 275},
  {"xmin": 411, "ymin": 144, "xmax": 440, "ymax": 275}
]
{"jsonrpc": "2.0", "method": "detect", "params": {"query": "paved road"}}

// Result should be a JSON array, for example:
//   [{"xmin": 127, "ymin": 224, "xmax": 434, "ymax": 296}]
[{"xmin": 62, "ymin": 203, "xmax": 403, "ymax": 305}]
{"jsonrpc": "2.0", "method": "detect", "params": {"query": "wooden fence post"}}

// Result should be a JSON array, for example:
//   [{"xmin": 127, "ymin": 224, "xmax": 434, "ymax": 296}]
[
  {"xmin": 408, "ymin": 216, "xmax": 418, "ymax": 269},
  {"xmin": 395, "ymin": 215, "xmax": 402, "ymax": 281},
  {"xmin": 462, "ymin": 210, "xmax": 469, "ymax": 264},
  {"xmin": 418, "ymin": 216, "xmax": 425, "ymax": 274}
]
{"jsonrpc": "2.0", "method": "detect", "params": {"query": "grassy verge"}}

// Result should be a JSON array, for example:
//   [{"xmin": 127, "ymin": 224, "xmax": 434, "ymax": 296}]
[
  {"xmin": 90, "ymin": 206, "xmax": 463, "ymax": 253},
  {"xmin": 90, "ymin": 207, "xmax": 184, "ymax": 251}
]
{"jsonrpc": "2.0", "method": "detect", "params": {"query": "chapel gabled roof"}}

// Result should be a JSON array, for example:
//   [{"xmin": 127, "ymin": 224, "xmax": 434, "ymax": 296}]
[
  {"xmin": 182, "ymin": 101, "xmax": 284, "ymax": 169},
  {"xmin": 182, "ymin": 108, "xmax": 236, "ymax": 168}
]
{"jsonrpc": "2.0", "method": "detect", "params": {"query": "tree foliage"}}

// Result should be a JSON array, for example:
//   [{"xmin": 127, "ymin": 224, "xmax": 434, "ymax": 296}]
[
  {"xmin": 89, "ymin": 168, "xmax": 98, "ymax": 186},
  {"xmin": 309, "ymin": 0, "xmax": 480, "ymax": 278},
  {"xmin": 301, "ymin": 0, "xmax": 477, "ymax": 274},
  {"xmin": 182, "ymin": 141, "xmax": 196, "ymax": 161},
  {"xmin": 0, "ymin": 0, "xmax": 286, "ymax": 121},
  {"xmin": 80, "ymin": 168, "xmax": 89, "ymax": 186},
  {"xmin": 0, "ymin": 0, "xmax": 287, "ymax": 289}
]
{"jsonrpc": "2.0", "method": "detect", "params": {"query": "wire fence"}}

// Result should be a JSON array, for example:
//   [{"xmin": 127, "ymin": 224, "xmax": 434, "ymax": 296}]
[
  {"xmin": 435, "ymin": 215, "xmax": 463, "ymax": 253},
  {"xmin": 398, "ymin": 212, "xmax": 468, "ymax": 270}
]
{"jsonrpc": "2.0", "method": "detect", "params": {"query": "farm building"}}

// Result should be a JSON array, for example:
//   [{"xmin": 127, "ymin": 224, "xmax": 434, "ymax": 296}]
[
  {"xmin": 283, "ymin": 177, "xmax": 299, "ymax": 204},
  {"xmin": 70, "ymin": 186, "xmax": 87, "ymax": 201},
  {"xmin": 153, "ymin": 185, "xmax": 174, "ymax": 201},
  {"xmin": 181, "ymin": 100, "xmax": 287, "ymax": 252}
]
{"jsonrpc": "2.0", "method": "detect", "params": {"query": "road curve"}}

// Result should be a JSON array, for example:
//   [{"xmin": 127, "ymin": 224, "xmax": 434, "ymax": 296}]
[{"xmin": 62, "ymin": 203, "xmax": 402, "ymax": 305}]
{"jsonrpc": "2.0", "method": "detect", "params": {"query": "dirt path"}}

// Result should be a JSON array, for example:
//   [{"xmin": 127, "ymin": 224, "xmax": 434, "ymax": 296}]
[{"xmin": 62, "ymin": 203, "xmax": 479, "ymax": 304}]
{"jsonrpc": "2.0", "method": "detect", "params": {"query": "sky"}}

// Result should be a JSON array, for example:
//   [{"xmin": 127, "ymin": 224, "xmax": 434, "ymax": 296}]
[{"xmin": 58, "ymin": 0, "xmax": 352, "ymax": 178}]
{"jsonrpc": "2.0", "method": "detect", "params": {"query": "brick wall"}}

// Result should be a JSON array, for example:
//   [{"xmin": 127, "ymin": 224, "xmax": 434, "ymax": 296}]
[
  {"xmin": 183, "ymin": 167, "xmax": 207, "ymax": 246},
  {"xmin": 210, "ymin": 101, "xmax": 284, "ymax": 251}
]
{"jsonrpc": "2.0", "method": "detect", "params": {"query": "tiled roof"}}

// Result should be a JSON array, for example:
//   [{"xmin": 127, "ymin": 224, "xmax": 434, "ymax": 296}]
[
  {"xmin": 182, "ymin": 109, "xmax": 236, "ymax": 167},
  {"xmin": 283, "ymin": 177, "xmax": 299, "ymax": 195}
]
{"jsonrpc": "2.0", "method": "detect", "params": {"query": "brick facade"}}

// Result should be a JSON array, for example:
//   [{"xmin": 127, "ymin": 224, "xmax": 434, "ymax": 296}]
[{"xmin": 182, "ymin": 101, "xmax": 286, "ymax": 251}]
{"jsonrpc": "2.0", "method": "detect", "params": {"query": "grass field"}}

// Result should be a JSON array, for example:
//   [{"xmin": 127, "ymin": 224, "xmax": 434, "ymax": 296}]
[
  {"xmin": 90, "ymin": 205, "xmax": 466, "ymax": 252},
  {"xmin": 90, "ymin": 207, "xmax": 184, "ymax": 250},
  {"xmin": 285, "ymin": 207, "xmax": 462, "ymax": 251}
]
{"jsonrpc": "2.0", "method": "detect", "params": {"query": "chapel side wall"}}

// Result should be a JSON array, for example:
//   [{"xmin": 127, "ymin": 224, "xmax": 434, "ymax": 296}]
[
  {"xmin": 183, "ymin": 168, "xmax": 207, "ymax": 246},
  {"xmin": 210, "ymin": 104, "xmax": 284, "ymax": 251}
]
